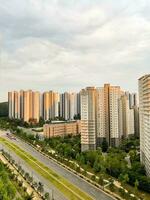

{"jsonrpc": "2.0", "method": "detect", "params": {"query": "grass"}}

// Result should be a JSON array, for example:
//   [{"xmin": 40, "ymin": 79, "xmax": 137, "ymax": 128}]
[{"xmin": 0, "ymin": 137, "xmax": 93, "ymax": 200}]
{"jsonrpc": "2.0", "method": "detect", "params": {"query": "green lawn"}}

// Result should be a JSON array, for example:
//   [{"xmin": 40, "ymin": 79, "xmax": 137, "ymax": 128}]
[{"xmin": 0, "ymin": 137, "xmax": 93, "ymax": 200}]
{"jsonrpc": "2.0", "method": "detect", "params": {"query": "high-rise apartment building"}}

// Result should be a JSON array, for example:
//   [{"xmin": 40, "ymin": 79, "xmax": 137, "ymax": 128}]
[
  {"xmin": 81, "ymin": 84, "xmax": 125, "ymax": 151},
  {"xmin": 70, "ymin": 93, "xmax": 78, "ymax": 120},
  {"xmin": 43, "ymin": 91, "xmax": 60, "ymax": 121},
  {"xmin": 119, "ymin": 94, "xmax": 135, "ymax": 139},
  {"xmin": 59, "ymin": 92, "xmax": 80, "ymax": 120},
  {"xmin": 60, "ymin": 92, "xmax": 70, "ymax": 120},
  {"xmin": 8, "ymin": 91, "xmax": 14, "ymax": 118},
  {"xmin": 81, "ymin": 87, "xmax": 97, "ymax": 151},
  {"xmin": 97, "ymin": 84, "xmax": 122, "ymax": 147},
  {"xmin": 23, "ymin": 90, "xmax": 40, "ymax": 123},
  {"xmin": 43, "ymin": 92, "xmax": 49, "ymax": 121},
  {"xmin": 8, "ymin": 90, "xmax": 40, "ymax": 123},
  {"xmin": 96, "ymin": 87, "xmax": 105, "ymax": 146},
  {"xmin": 23, "ymin": 90, "xmax": 30, "ymax": 122},
  {"xmin": 8, "ymin": 91, "xmax": 20, "ymax": 119},
  {"xmin": 109, "ymin": 85, "xmax": 122, "ymax": 146},
  {"xmin": 33, "ymin": 92, "xmax": 40, "ymax": 123},
  {"xmin": 139, "ymin": 74, "xmax": 150, "ymax": 177}
]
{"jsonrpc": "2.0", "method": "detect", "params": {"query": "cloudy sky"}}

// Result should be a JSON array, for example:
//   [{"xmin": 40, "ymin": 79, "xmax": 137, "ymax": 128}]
[{"xmin": 0, "ymin": 0, "xmax": 150, "ymax": 102}]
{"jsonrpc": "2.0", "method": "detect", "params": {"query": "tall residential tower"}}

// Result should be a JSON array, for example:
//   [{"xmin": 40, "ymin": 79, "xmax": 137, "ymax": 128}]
[{"xmin": 139, "ymin": 74, "xmax": 150, "ymax": 177}]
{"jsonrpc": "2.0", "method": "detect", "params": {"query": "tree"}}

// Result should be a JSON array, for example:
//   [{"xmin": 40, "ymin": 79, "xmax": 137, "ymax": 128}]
[
  {"xmin": 25, "ymin": 172, "xmax": 30, "ymax": 181},
  {"xmin": 0, "ymin": 102, "xmax": 8, "ymax": 117},
  {"xmin": 33, "ymin": 181, "xmax": 38, "ymax": 190},
  {"xmin": 91, "ymin": 175, "xmax": 96, "ymax": 181},
  {"xmin": 134, "ymin": 179, "xmax": 139, "ymax": 192},
  {"xmin": 119, "ymin": 174, "xmax": 129, "ymax": 184},
  {"xmin": 28, "ymin": 176, "xmax": 33, "ymax": 185},
  {"xmin": 93, "ymin": 157, "xmax": 101, "ymax": 173},
  {"xmin": 21, "ymin": 168, "xmax": 25, "ymax": 177},
  {"xmin": 44, "ymin": 192, "xmax": 50, "ymax": 200},
  {"xmin": 101, "ymin": 139, "xmax": 108, "ymax": 152},
  {"xmin": 38, "ymin": 182, "xmax": 44, "ymax": 194},
  {"xmin": 25, "ymin": 192, "xmax": 34, "ymax": 200},
  {"xmin": 109, "ymin": 179, "xmax": 115, "ymax": 192},
  {"xmin": 119, "ymin": 188, "xmax": 126, "ymax": 198},
  {"xmin": 98, "ymin": 175, "xmax": 104, "ymax": 189}
]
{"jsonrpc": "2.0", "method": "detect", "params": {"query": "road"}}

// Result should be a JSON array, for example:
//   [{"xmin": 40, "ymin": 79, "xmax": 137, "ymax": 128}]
[
  {"xmin": 0, "ymin": 131, "xmax": 115, "ymax": 200},
  {"xmin": 0, "ymin": 142, "xmax": 67, "ymax": 200}
]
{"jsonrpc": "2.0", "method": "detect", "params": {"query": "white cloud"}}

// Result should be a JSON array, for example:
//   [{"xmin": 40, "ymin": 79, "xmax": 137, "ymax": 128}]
[{"xmin": 0, "ymin": 0, "xmax": 150, "ymax": 101}]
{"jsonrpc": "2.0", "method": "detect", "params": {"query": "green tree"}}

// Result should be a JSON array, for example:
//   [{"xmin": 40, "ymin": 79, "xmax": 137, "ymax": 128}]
[
  {"xmin": 119, "ymin": 173, "xmax": 129, "ymax": 184},
  {"xmin": 98, "ymin": 175, "xmax": 104, "ymax": 189},
  {"xmin": 134, "ymin": 179, "xmax": 139, "ymax": 192},
  {"xmin": 44, "ymin": 192, "xmax": 50, "ymax": 200},
  {"xmin": 109, "ymin": 180, "xmax": 115, "ymax": 192},
  {"xmin": 38, "ymin": 182, "xmax": 44, "ymax": 194},
  {"xmin": 101, "ymin": 139, "xmax": 108, "ymax": 152}
]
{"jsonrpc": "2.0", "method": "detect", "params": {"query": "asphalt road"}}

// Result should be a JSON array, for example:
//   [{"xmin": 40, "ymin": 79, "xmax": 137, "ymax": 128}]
[
  {"xmin": 0, "ymin": 131, "xmax": 115, "ymax": 200},
  {"xmin": 0, "ymin": 142, "xmax": 67, "ymax": 200}
]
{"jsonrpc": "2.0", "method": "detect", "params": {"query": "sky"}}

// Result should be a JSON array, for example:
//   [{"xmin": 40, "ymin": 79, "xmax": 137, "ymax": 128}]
[{"xmin": 0, "ymin": 0, "xmax": 150, "ymax": 102}]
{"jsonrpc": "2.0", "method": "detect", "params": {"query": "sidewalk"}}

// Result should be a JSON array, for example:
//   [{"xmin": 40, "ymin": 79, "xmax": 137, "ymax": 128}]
[{"xmin": 0, "ymin": 152, "xmax": 42, "ymax": 200}]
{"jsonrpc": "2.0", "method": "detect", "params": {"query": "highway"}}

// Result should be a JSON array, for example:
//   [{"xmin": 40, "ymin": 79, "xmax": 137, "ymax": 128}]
[
  {"xmin": 0, "ymin": 131, "xmax": 115, "ymax": 200},
  {"xmin": 0, "ymin": 142, "xmax": 67, "ymax": 200}
]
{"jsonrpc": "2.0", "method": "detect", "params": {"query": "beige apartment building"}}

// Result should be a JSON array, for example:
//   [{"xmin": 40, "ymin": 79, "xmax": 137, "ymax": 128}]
[
  {"xmin": 96, "ymin": 87, "xmax": 105, "ymax": 146},
  {"xmin": 81, "ymin": 84, "xmax": 127, "ymax": 151},
  {"xmin": 9, "ymin": 90, "xmax": 81, "ymax": 124},
  {"xmin": 109, "ymin": 85, "xmax": 122, "ymax": 146},
  {"xmin": 139, "ymin": 74, "xmax": 150, "ymax": 177},
  {"xmin": 8, "ymin": 90, "xmax": 40, "ymax": 123},
  {"xmin": 43, "ymin": 91, "xmax": 60, "ymax": 121},
  {"xmin": 23, "ymin": 90, "xmax": 40, "ymax": 123},
  {"xmin": 44, "ymin": 120, "xmax": 81, "ymax": 138}
]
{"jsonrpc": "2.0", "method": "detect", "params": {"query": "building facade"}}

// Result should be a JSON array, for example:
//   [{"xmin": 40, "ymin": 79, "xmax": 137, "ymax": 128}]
[
  {"xmin": 8, "ymin": 90, "xmax": 40, "ymax": 123},
  {"xmin": 80, "ymin": 84, "xmax": 136, "ymax": 152},
  {"xmin": 43, "ymin": 120, "xmax": 81, "ymax": 138},
  {"xmin": 119, "ymin": 94, "xmax": 135, "ymax": 139},
  {"xmin": 139, "ymin": 74, "xmax": 150, "ymax": 177},
  {"xmin": 80, "ymin": 87, "xmax": 97, "ymax": 151}
]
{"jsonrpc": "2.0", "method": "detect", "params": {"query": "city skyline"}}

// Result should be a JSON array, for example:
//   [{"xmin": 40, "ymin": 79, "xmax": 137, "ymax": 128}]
[
  {"xmin": 1, "ymin": 0, "xmax": 150, "ymax": 101},
  {"xmin": 0, "ymin": 1, "xmax": 150, "ymax": 199}
]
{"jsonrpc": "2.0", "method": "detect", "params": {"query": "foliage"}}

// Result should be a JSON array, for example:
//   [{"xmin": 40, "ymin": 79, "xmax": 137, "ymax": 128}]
[
  {"xmin": 1, "ymin": 118, "xmax": 150, "ymax": 195},
  {"xmin": 0, "ymin": 102, "xmax": 8, "ymax": 117},
  {"xmin": 101, "ymin": 139, "xmax": 108, "ymax": 152}
]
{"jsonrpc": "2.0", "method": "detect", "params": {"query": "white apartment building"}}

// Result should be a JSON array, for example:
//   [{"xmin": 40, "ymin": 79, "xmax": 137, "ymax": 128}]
[
  {"xmin": 119, "ymin": 94, "xmax": 135, "ymax": 139},
  {"xmin": 70, "ymin": 93, "xmax": 78, "ymax": 120},
  {"xmin": 81, "ymin": 87, "xmax": 97, "ymax": 151},
  {"xmin": 139, "ymin": 74, "xmax": 150, "ymax": 177},
  {"xmin": 96, "ymin": 87, "xmax": 105, "ymax": 145}
]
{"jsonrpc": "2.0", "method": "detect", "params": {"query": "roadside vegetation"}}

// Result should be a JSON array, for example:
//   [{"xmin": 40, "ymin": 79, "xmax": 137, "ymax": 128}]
[
  {"xmin": 2, "ymin": 150, "xmax": 50, "ymax": 200},
  {"xmin": 0, "ymin": 102, "xmax": 8, "ymax": 117},
  {"xmin": 0, "ymin": 117, "xmax": 150, "ymax": 200},
  {"xmin": 0, "ymin": 159, "xmax": 33, "ymax": 200},
  {"xmin": 0, "ymin": 137, "xmax": 93, "ymax": 200}
]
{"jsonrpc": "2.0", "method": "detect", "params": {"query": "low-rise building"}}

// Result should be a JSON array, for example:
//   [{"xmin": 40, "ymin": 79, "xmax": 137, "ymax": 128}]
[{"xmin": 43, "ymin": 120, "xmax": 81, "ymax": 138}]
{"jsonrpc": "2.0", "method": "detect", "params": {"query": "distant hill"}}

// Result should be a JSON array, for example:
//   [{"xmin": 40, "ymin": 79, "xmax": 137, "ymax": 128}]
[{"xmin": 0, "ymin": 102, "xmax": 8, "ymax": 117}]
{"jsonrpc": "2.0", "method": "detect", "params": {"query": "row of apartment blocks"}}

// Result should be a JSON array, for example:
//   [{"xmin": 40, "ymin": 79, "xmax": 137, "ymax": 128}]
[
  {"xmin": 80, "ymin": 84, "xmax": 139, "ymax": 151},
  {"xmin": 8, "ymin": 90, "xmax": 81, "ymax": 123},
  {"xmin": 8, "ymin": 85, "xmax": 139, "ymax": 150}
]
